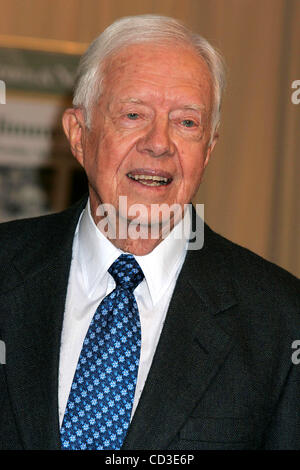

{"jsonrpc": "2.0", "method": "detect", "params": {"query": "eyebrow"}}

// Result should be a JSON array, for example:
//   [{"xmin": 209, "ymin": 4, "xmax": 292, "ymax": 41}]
[
  {"xmin": 119, "ymin": 98, "xmax": 144, "ymax": 104},
  {"xmin": 182, "ymin": 104, "xmax": 205, "ymax": 113},
  {"xmin": 119, "ymin": 98, "xmax": 205, "ymax": 112}
]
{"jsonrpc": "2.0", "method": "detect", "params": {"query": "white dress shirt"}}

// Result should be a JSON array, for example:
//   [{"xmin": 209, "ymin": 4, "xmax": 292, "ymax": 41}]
[{"xmin": 59, "ymin": 200, "xmax": 190, "ymax": 426}]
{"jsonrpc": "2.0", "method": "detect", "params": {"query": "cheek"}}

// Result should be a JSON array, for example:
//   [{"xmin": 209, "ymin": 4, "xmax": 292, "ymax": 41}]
[
  {"xmin": 180, "ymin": 145, "xmax": 206, "ymax": 182},
  {"xmin": 96, "ymin": 129, "xmax": 136, "ymax": 170},
  {"xmin": 84, "ymin": 134, "xmax": 117, "ymax": 177}
]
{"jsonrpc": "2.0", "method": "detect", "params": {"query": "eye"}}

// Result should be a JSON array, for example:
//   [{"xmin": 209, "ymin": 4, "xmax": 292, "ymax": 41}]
[
  {"xmin": 181, "ymin": 119, "xmax": 196, "ymax": 128},
  {"xmin": 127, "ymin": 113, "xmax": 139, "ymax": 120}
]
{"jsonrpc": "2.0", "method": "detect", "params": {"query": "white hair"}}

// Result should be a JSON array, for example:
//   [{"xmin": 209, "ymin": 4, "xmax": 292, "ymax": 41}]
[{"xmin": 73, "ymin": 14, "xmax": 226, "ymax": 143}]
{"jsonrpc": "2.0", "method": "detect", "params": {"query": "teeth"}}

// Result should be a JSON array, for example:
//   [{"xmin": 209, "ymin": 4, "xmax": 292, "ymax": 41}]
[
  {"xmin": 128, "ymin": 173, "xmax": 169, "ymax": 183},
  {"xmin": 139, "ymin": 181, "xmax": 162, "ymax": 186}
]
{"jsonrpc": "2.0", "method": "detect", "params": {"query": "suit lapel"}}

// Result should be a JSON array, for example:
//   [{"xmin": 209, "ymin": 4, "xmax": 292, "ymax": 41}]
[
  {"xmin": 0, "ymin": 198, "xmax": 86, "ymax": 449},
  {"xmin": 123, "ymin": 223, "xmax": 238, "ymax": 450}
]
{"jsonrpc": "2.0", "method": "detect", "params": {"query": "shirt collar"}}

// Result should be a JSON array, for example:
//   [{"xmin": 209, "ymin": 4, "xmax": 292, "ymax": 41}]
[
  {"xmin": 77, "ymin": 199, "xmax": 190, "ymax": 305},
  {"xmin": 77, "ymin": 201, "xmax": 122, "ymax": 298},
  {"xmin": 135, "ymin": 211, "xmax": 190, "ymax": 305}
]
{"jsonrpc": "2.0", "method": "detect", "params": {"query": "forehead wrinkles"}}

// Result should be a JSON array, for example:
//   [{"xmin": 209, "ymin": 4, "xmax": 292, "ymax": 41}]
[
  {"xmin": 100, "ymin": 43, "xmax": 213, "ymax": 117},
  {"xmin": 104, "ymin": 43, "xmax": 211, "ymax": 85},
  {"xmin": 108, "ymin": 60, "xmax": 208, "ymax": 88}
]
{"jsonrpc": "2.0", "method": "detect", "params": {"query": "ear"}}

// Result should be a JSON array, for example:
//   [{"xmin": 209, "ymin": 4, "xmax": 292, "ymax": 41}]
[
  {"xmin": 204, "ymin": 131, "xmax": 219, "ymax": 168},
  {"xmin": 62, "ymin": 108, "xmax": 86, "ymax": 167}
]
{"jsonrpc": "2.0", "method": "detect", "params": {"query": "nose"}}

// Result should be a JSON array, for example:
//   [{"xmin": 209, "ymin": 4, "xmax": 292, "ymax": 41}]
[{"xmin": 136, "ymin": 115, "xmax": 175, "ymax": 158}]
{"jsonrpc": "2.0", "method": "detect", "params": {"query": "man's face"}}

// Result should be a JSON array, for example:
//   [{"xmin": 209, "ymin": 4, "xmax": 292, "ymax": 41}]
[{"xmin": 69, "ymin": 42, "xmax": 217, "ymax": 226}]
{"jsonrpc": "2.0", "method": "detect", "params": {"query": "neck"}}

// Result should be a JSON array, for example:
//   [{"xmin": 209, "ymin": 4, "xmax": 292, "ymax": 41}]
[
  {"xmin": 93, "ymin": 212, "xmax": 174, "ymax": 256},
  {"xmin": 89, "ymin": 196, "xmax": 180, "ymax": 256}
]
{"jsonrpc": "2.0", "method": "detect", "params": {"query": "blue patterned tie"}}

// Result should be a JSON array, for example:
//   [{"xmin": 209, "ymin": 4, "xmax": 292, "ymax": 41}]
[{"xmin": 60, "ymin": 254, "xmax": 144, "ymax": 450}]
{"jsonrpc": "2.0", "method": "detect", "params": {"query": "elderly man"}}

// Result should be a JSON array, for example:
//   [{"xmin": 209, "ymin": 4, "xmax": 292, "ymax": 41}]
[{"xmin": 0, "ymin": 15, "xmax": 299, "ymax": 451}]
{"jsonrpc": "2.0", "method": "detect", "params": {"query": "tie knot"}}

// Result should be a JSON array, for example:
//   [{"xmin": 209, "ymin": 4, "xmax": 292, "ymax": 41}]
[{"xmin": 108, "ymin": 254, "xmax": 144, "ymax": 291}]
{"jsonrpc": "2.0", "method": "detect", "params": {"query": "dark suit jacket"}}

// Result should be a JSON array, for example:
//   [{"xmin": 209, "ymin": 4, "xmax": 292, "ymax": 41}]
[{"xmin": 0, "ymin": 197, "xmax": 299, "ymax": 450}]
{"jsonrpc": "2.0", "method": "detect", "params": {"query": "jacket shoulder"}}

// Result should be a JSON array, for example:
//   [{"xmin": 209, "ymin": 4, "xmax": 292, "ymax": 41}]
[
  {"xmin": 0, "ymin": 197, "xmax": 87, "ymax": 257},
  {"xmin": 204, "ymin": 224, "xmax": 299, "ymax": 310},
  {"xmin": 0, "ymin": 197, "xmax": 87, "ymax": 292}
]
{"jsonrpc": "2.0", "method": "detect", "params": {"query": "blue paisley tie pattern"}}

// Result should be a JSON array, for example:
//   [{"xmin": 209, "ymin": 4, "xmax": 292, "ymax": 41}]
[{"xmin": 60, "ymin": 254, "xmax": 144, "ymax": 450}]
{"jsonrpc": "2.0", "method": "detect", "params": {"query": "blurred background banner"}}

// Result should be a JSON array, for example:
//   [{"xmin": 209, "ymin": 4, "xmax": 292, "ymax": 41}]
[
  {"xmin": 0, "ymin": 42, "xmax": 86, "ymax": 220},
  {"xmin": 0, "ymin": 0, "xmax": 299, "ymax": 277},
  {"xmin": 0, "ymin": 46, "xmax": 78, "ymax": 94}
]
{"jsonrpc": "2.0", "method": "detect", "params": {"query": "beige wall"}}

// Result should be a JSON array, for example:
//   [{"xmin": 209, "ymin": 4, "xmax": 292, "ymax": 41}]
[{"xmin": 0, "ymin": 0, "xmax": 299, "ymax": 277}]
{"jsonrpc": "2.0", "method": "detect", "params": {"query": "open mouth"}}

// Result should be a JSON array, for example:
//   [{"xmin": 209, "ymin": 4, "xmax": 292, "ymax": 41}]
[{"xmin": 127, "ymin": 170, "xmax": 173, "ymax": 187}]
